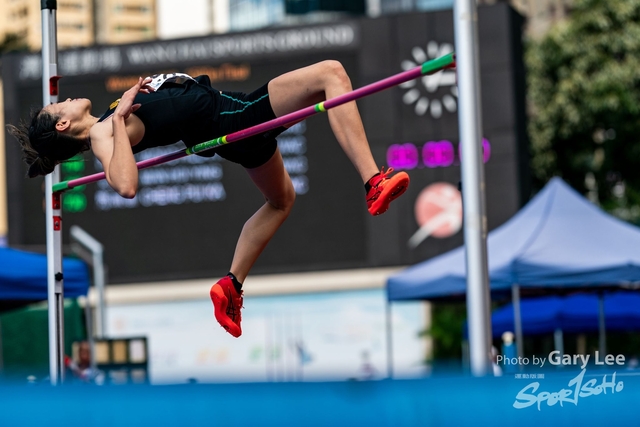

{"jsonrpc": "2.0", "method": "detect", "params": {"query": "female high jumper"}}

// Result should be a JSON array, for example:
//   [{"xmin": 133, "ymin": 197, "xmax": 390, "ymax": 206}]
[{"xmin": 8, "ymin": 61, "xmax": 409, "ymax": 338}]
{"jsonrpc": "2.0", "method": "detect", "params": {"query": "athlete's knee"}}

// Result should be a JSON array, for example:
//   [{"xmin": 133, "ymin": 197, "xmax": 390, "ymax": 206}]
[
  {"xmin": 318, "ymin": 60, "xmax": 351, "ymax": 88},
  {"xmin": 267, "ymin": 179, "xmax": 296, "ymax": 214}
]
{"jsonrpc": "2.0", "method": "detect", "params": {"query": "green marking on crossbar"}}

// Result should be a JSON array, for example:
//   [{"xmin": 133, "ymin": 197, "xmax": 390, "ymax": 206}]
[
  {"xmin": 421, "ymin": 52, "xmax": 455, "ymax": 75},
  {"xmin": 52, "ymin": 182, "xmax": 69, "ymax": 193},
  {"xmin": 187, "ymin": 135, "xmax": 227, "ymax": 155},
  {"xmin": 314, "ymin": 102, "xmax": 326, "ymax": 113}
]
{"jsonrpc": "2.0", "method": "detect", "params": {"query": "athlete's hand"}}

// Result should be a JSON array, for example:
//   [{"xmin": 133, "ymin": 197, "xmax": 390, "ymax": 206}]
[
  {"xmin": 114, "ymin": 77, "xmax": 150, "ymax": 119},
  {"xmin": 138, "ymin": 76, "xmax": 155, "ymax": 94}
]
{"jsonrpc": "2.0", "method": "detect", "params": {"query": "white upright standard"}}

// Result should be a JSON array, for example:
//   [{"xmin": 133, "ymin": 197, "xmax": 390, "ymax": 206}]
[
  {"xmin": 453, "ymin": 0, "xmax": 492, "ymax": 376},
  {"xmin": 42, "ymin": 0, "xmax": 65, "ymax": 384}
]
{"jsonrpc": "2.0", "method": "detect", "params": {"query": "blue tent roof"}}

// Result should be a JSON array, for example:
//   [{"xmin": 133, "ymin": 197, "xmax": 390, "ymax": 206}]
[
  {"xmin": 0, "ymin": 247, "xmax": 89, "ymax": 299},
  {"xmin": 388, "ymin": 178, "xmax": 640, "ymax": 301},
  {"xmin": 469, "ymin": 292, "xmax": 640, "ymax": 338}
]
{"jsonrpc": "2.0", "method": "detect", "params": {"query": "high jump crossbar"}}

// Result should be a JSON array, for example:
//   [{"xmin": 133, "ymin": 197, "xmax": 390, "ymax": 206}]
[{"xmin": 52, "ymin": 53, "xmax": 455, "ymax": 193}]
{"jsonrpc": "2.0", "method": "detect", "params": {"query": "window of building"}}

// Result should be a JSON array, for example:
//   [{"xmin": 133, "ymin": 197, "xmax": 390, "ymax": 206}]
[
  {"xmin": 415, "ymin": 0, "xmax": 454, "ymax": 11},
  {"xmin": 59, "ymin": 2, "xmax": 85, "ymax": 10},
  {"xmin": 114, "ymin": 25, "xmax": 152, "ymax": 33},
  {"xmin": 229, "ymin": 0, "xmax": 285, "ymax": 32},
  {"xmin": 59, "ymin": 22, "xmax": 86, "ymax": 30},
  {"xmin": 114, "ymin": 4, "xmax": 152, "ymax": 14},
  {"xmin": 12, "ymin": 6, "xmax": 29, "ymax": 19}
]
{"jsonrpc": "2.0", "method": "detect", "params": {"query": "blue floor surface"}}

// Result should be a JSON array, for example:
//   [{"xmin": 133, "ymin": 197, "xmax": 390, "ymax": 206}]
[{"xmin": 0, "ymin": 369, "xmax": 637, "ymax": 426}]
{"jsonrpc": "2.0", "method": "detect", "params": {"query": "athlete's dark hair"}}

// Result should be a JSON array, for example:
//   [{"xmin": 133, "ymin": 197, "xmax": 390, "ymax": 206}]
[{"xmin": 7, "ymin": 107, "xmax": 90, "ymax": 177}]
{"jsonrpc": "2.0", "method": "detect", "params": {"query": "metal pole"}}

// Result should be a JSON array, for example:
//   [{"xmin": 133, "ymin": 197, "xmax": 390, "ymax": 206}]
[
  {"xmin": 598, "ymin": 292, "xmax": 606, "ymax": 355},
  {"xmin": 70, "ymin": 226, "xmax": 106, "ymax": 339},
  {"xmin": 454, "ymin": 0, "xmax": 492, "ymax": 376},
  {"xmin": 386, "ymin": 300, "xmax": 394, "ymax": 379},
  {"xmin": 554, "ymin": 328, "xmax": 564, "ymax": 356},
  {"xmin": 82, "ymin": 298, "xmax": 97, "ymax": 371},
  {"xmin": 511, "ymin": 284, "xmax": 524, "ymax": 359},
  {"xmin": 42, "ymin": 0, "xmax": 65, "ymax": 385}
]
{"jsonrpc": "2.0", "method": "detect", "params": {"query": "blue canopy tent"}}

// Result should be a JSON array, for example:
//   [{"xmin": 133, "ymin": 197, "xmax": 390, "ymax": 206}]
[
  {"xmin": 388, "ymin": 178, "xmax": 640, "ymax": 300},
  {"xmin": 463, "ymin": 291, "xmax": 640, "ymax": 338},
  {"xmin": 387, "ymin": 178, "xmax": 640, "ymax": 355},
  {"xmin": 0, "ymin": 247, "xmax": 89, "ymax": 300}
]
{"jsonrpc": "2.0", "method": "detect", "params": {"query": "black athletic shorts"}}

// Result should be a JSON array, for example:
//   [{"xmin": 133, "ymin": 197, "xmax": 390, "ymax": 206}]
[{"xmin": 199, "ymin": 83, "xmax": 286, "ymax": 169}]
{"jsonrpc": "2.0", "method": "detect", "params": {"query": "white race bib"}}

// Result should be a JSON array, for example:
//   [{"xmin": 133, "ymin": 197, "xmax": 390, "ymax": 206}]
[{"xmin": 145, "ymin": 73, "xmax": 196, "ymax": 91}]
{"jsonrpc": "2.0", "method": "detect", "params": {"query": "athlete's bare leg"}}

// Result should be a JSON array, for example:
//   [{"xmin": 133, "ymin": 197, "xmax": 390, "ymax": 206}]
[
  {"xmin": 212, "ymin": 62, "xmax": 407, "ymax": 337},
  {"xmin": 229, "ymin": 148, "xmax": 295, "ymax": 282},
  {"xmin": 267, "ymin": 60, "xmax": 379, "ymax": 183}
]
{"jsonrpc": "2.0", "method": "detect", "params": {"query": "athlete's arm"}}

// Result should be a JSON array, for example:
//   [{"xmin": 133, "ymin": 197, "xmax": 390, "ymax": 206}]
[{"xmin": 102, "ymin": 77, "xmax": 150, "ymax": 198}]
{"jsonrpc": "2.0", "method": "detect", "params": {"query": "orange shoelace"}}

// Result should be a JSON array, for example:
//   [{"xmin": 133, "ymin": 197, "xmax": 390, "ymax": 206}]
[{"xmin": 367, "ymin": 167, "xmax": 394, "ymax": 201}]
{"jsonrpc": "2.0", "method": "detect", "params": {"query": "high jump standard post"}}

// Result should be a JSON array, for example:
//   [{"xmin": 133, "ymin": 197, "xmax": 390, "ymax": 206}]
[
  {"xmin": 454, "ymin": 0, "xmax": 492, "ymax": 376},
  {"xmin": 42, "ymin": 0, "xmax": 65, "ymax": 384}
]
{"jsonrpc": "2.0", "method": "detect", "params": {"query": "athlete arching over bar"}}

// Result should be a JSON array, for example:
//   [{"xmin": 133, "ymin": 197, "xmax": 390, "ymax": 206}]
[{"xmin": 9, "ymin": 62, "xmax": 409, "ymax": 338}]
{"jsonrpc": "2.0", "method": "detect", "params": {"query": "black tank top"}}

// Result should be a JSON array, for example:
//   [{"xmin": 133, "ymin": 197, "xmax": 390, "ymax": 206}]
[{"xmin": 97, "ymin": 75, "xmax": 220, "ymax": 154}]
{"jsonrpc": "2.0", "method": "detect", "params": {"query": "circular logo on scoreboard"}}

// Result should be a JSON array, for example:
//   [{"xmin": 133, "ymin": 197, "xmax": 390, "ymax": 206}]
[
  {"xmin": 408, "ymin": 182, "xmax": 462, "ymax": 248},
  {"xmin": 400, "ymin": 41, "xmax": 458, "ymax": 119}
]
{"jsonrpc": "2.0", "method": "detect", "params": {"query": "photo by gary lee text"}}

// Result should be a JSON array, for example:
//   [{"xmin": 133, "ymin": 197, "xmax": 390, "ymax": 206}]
[{"xmin": 496, "ymin": 351, "xmax": 626, "ymax": 370}]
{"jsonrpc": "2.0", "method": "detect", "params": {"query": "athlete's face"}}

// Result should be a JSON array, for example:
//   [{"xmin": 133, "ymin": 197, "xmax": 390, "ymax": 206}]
[{"xmin": 44, "ymin": 98, "xmax": 92, "ymax": 121}]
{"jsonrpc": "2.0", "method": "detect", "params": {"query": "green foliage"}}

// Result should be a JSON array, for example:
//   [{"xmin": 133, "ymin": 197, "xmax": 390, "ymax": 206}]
[
  {"xmin": 527, "ymin": 0, "xmax": 640, "ymax": 223},
  {"xmin": 421, "ymin": 303, "xmax": 467, "ymax": 361}
]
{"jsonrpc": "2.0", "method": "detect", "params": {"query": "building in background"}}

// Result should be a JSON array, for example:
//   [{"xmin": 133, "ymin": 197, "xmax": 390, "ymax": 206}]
[
  {"xmin": 370, "ymin": 0, "xmax": 574, "ymax": 38},
  {"xmin": 0, "ymin": 0, "xmax": 575, "ymax": 47},
  {"xmin": 95, "ymin": 0, "xmax": 157, "ymax": 45},
  {"xmin": 57, "ymin": 0, "xmax": 95, "ymax": 47},
  {"xmin": 230, "ymin": 0, "xmax": 285, "ymax": 32},
  {"xmin": 0, "ymin": 0, "xmax": 38, "ymax": 48},
  {"xmin": 0, "ymin": 0, "xmax": 93, "ymax": 49},
  {"xmin": 195, "ymin": 0, "xmax": 573, "ymax": 38},
  {"xmin": 226, "ymin": 0, "xmax": 456, "ymax": 32},
  {"xmin": 156, "ymin": 0, "xmax": 230, "ymax": 38},
  {"xmin": 0, "ymin": 0, "xmax": 157, "ymax": 49}
]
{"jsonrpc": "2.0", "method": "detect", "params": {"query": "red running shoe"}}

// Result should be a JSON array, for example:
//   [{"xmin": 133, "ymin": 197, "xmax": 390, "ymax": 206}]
[
  {"xmin": 366, "ymin": 167, "xmax": 410, "ymax": 216},
  {"xmin": 210, "ymin": 276, "xmax": 243, "ymax": 338}
]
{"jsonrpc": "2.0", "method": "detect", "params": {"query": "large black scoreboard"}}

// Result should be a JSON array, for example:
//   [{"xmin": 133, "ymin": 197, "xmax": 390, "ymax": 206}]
[{"xmin": 2, "ymin": 4, "xmax": 529, "ymax": 283}]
